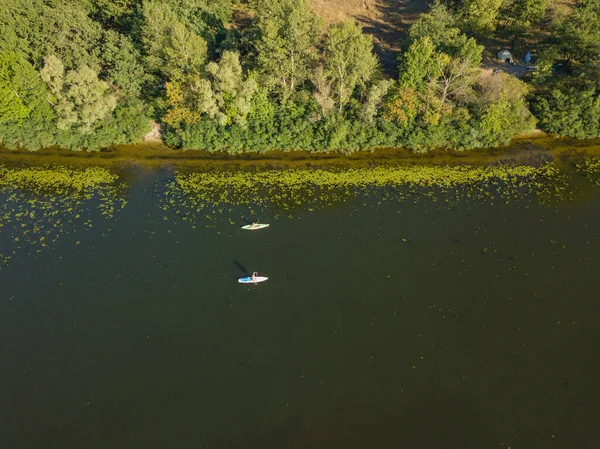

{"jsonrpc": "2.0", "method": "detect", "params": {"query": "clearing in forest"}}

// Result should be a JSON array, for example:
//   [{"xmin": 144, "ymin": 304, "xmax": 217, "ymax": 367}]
[{"xmin": 311, "ymin": 0, "xmax": 431, "ymax": 76}]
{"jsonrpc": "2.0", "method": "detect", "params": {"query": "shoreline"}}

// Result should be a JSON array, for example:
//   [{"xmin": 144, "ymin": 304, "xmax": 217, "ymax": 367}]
[{"xmin": 1, "ymin": 135, "xmax": 600, "ymax": 169}]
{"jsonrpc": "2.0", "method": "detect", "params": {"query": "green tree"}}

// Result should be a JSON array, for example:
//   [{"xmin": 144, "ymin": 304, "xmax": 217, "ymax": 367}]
[
  {"xmin": 462, "ymin": 0, "xmax": 504, "ymax": 34},
  {"xmin": 0, "ymin": 0, "xmax": 44, "ymax": 60},
  {"xmin": 408, "ymin": 2, "xmax": 460, "ymax": 50},
  {"xmin": 204, "ymin": 51, "xmax": 258, "ymax": 125},
  {"xmin": 499, "ymin": 0, "xmax": 549, "ymax": 27},
  {"xmin": 398, "ymin": 35, "xmax": 481, "ymax": 125},
  {"xmin": 101, "ymin": 30, "xmax": 147, "ymax": 97},
  {"xmin": 472, "ymin": 72, "xmax": 535, "ymax": 145},
  {"xmin": 551, "ymin": 0, "xmax": 600, "ymax": 66},
  {"xmin": 254, "ymin": 0, "xmax": 321, "ymax": 97},
  {"xmin": 140, "ymin": 0, "xmax": 179, "ymax": 74},
  {"xmin": 399, "ymin": 36, "xmax": 442, "ymax": 91},
  {"xmin": 323, "ymin": 21, "xmax": 379, "ymax": 112},
  {"xmin": 530, "ymin": 78, "xmax": 600, "ymax": 138},
  {"xmin": 164, "ymin": 22, "xmax": 208, "ymax": 80},
  {"xmin": 407, "ymin": 1, "xmax": 482, "ymax": 65},
  {"xmin": 91, "ymin": 0, "xmax": 141, "ymax": 29},
  {"xmin": 37, "ymin": 1, "xmax": 103, "ymax": 69},
  {"xmin": 164, "ymin": 51, "xmax": 257, "ymax": 127},
  {"xmin": 361, "ymin": 79, "xmax": 391, "ymax": 123},
  {"xmin": 41, "ymin": 55, "xmax": 118, "ymax": 133},
  {"xmin": 0, "ymin": 52, "xmax": 31, "ymax": 123},
  {"xmin": 0, "ymin": 51, "xmax": 56, "ymax": 150}
]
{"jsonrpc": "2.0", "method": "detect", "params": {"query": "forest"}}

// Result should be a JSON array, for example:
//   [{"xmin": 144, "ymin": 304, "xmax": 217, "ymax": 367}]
[{"xmin": 0, "ymin": 0, "xmax": 599, "ymax": 153}]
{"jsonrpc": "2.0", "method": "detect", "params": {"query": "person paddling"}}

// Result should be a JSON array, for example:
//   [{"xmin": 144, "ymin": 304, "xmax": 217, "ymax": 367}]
[{"xmin": 252, "ymin": 272, "xmax": 258, "ymax": 283}]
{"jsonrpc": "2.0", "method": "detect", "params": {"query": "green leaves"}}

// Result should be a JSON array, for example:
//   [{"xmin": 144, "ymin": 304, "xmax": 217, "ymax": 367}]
[
  {"xmin": 254, "ymin": 0, "xmax": 320, "ymax": 97},
  {"xmin": 400, "ymin": 37, "xmax": 441, "ymax": 90},
  {"xmin": 41, "ymin": 55, "xmax": 118, "ymax": 134},
  {"xmin": 323, "ymin": 21, "xmax": 379, "ymax": 112},
  {"xmin": 0, "ymin": 51, "xmax": 56, "ymax": 150},
  {"xmin": 406, "ymin": 2, "xmax": 482, "ymax": 64},
  {"xmin": 0, "ymin": 52, "xmax": 32, "ymax": 123},
  {"xmin": 531, "ymin": 79, "xmax": 600, "ymax": 138},
  {"xmin": 164, "ymin": 22, "xmax": 209, "ymax": 80},
  {"xmin": 141, "ymin": 0, "xmax": 179, "ymax": 75},
  {"xmin": 101, "ymin": 30, "xmax": 146, "ymax": 97},
  {"xmin": 163, "ymin": 51, "xmax": 257, "ymax": 128},
  {"xmin": 462, "ymin": 0, "xmax": 505, "ymax": 34}
]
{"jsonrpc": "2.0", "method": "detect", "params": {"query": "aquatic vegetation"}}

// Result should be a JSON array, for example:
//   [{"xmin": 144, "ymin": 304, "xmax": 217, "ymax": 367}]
[
  {"xmin": 576, "ymin": 156, "xmax": 600, "ymax": 185},
  {"xmin": 0, "ymin": 165, "xmax": 118, "ymax": 193},
  {"xmin": 0, "ymin": 165, "xmax": 125, "ymax": 267},
  {"xmin": 159, "ymin": 163, "xmax": 569, "ymax": 228}
]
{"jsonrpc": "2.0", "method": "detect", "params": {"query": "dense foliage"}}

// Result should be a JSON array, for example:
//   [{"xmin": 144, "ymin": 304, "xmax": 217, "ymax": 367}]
[{"xmin": 0, "ymin": 0, "xmax": 597, "ymax": 152}]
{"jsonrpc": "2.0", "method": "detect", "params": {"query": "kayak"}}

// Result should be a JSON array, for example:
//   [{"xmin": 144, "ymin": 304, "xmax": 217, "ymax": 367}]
[
  {"xmin": 238, "ymin": 276, "xmax": 268, "ymax": 284},
  {"xmin": 241, "ymin": 223, "xmax": 270, "ymax": 230}
]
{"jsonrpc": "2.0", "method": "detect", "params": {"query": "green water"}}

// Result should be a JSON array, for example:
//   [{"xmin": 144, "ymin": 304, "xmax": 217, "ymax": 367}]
[{"xmin": 1, "ymin": 163, "xmax": 600, "ymax": 449}]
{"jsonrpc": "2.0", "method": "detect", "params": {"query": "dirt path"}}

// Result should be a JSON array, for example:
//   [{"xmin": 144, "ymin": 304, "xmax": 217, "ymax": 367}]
[
  {"xmin": 356, "ymin": 0, "xmax": 431, "ymax": 77},
  {"xmin": 312, "ymin": 0, "xmax": 432, "ymax": 77},
  {"xmin": 142, "ymin": 122, "xmax": 162, "ymax": 144}
]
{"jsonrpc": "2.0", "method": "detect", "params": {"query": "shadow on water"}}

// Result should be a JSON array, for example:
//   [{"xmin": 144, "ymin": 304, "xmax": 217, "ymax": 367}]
[{"xmin": 234, "ymin": 260, "xmax": 250, "ymax": 277}]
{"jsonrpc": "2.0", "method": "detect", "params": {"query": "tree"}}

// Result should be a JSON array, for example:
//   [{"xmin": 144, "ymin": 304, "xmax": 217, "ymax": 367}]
[
  {"xmin": 0, "ymin": 51, "xmax": 56, "ymax": 150},
  {"xmin": 162, "ymin": 80, "xmax": 201, "ymax": 127},
  {"xmin": 163, "ymin": 51, "xmax": 257, "ymax": 127},
  {"xmin": 399, "ymin": 36, "xmax": 442, "ymax": 91},
  {"xmin": 384, "ymin": 85, "xmax": 417, "ymax": 125},
  {"xmin": 141, "ymin": 1, "xmax": 211, "ymax": 83},
  {"xmin": 205, "ymin": 51, "xmax": 257, "ymax": 125},
  {"xmin": 530, "ymin": 78, "xmax": 600, "ymax": 138},
  {"xmin": 408, "ymin": 2, "xmax": 460, "ymax": 50},
  {"xmin": 101, "ymin": 30, "xmax": 147, "ymax": 97},
  {"xmin": 36, "ymin": 1, "xmax": 103, "ymax": 69},
  {"xmin": 0, "ymin": 52, "xmax": 31, "ymax": 123},
  {"xmin": 462, "ymin": 0, "xmax": 504, "ymax": 34},
  {"xmin": 361, "ymin": 79, "xmax": 391, "ymax": 123},
  {"xmin": 311, "ymin": 65, "xmax": 335, "ymax": 118},
  {"xmin": 0, "ymin": 0, "xmax": 44, "ymax": 60},
  {"xmin": 499, "ymin": 0, "xmax": 549, "ymax": 27},
  {"xmin": 164, "ymin": 22, "xmax": 208, "ymax": 80},
  {"xmin": 254, "ymin": 0, "xmax": 320, "ymax": 97},
  {"xmin": 41, "ymin": 55, "xmax": 118, "ymax": 133},
  {"xmin": 398, "ymin": 35, "xmax": 481, "ymax": 125},
  {"xmin": 141, "ymin": 0, "xmax": 179, "ymax": 74},
  {"xmin": 432, "ymin": 54, "xmax": 479, "ymax": 111},
  {"xmin": 91, "ymin": 0, "xmax": 141, "ymax": 29},
  {"xmin": 551, "ymin": 0, "xmax": 600, "ymax": 66},
  {"xmin": 406, "ymin": 1, "xmax": 482, "ymax": 65},
  {"xmin": 323, "ymin": 21, "xmax": 379, "ymax": 112},
  {"xmin": 472, "ymin": 72, "xmax": 535, "ymax": 145}
]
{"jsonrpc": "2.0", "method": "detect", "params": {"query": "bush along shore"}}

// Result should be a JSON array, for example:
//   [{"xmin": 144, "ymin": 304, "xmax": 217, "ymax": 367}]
[{"xmin": 1, "ymin": 0, "xmax": 599, "ymax": 154}]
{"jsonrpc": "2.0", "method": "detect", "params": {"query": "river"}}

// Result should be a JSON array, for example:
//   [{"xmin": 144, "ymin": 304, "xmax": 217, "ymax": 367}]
[{"xmin": 1, "ymin": 148, "xmax": 600, "ymax": 449}]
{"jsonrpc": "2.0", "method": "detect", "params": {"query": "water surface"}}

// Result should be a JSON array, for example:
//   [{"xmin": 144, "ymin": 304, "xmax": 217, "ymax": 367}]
[{"xmin": 1, "ymin": 162, "xmax": 599, "ymax": 449}]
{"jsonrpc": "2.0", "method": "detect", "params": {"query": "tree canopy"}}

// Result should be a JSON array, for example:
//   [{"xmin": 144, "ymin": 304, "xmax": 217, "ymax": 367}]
[{"xmin": 0, "ymin": 0, "xmax": 597, "ymax": 152}]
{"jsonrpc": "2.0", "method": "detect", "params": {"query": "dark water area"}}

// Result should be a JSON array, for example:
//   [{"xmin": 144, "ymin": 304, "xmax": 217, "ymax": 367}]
[{"xmin": 1, "ymin": 163, "xmax": 600, "ymax": 449}]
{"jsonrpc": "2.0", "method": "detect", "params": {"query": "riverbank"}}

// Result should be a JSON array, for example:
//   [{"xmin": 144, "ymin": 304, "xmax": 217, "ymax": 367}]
[{"xmin": 2, "ymin": 136, "xmax": 600, "ymax": 170}]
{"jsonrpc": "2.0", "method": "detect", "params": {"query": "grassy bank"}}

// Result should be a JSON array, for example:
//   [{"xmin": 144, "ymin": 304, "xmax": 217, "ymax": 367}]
[{"xmin": 2, "ymin": 136, "xmax": 600, "ymax": 170}]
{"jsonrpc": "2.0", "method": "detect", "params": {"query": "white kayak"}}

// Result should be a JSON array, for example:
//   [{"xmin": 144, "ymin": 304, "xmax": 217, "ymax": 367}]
[
  {"xmin": 241, "ymin": 223, "xmax": 270, "ymax": 230},
  {"xmin": 238, "ymin": 276, "xmax": 268, "ymax": 284}
]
